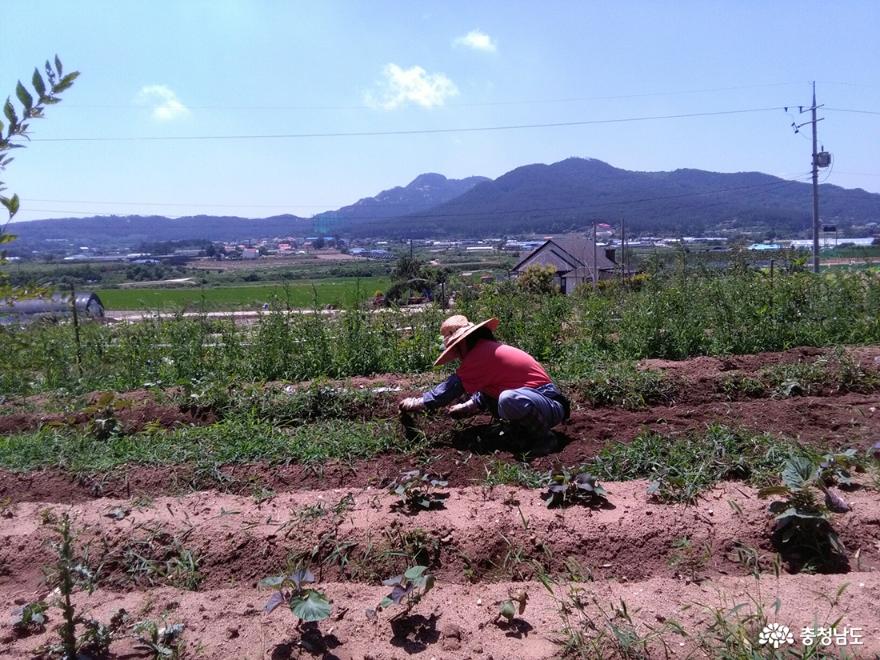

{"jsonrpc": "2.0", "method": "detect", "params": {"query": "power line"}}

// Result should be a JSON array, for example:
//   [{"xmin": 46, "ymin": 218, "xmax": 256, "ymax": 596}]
[
  {"xmin": 62, "ymin": 82, "xmax": 805, "ymax": 111},
  {"xmin": 825, "ymin": 107, "xmax": 880, "ymax": 115},
  {"xmin": 31, "ymin": 106, "xmax": 788, "ymax": 143}
]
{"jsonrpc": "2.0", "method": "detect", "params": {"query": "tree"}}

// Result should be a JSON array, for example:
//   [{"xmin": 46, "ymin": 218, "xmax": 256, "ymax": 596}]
[
  {"xmin": 1, "ymin": 56, "xmax": 79, "ymax": 299},
  {"xmin": 516, "ymin": 264, "xmax": 559, "ymax": 295}
]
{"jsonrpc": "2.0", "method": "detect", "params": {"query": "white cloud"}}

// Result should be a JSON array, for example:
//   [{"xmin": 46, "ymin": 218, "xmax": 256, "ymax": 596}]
[
  {"xmin": 453, "ymin": 30, "xmax": 497, "ymax": 53},
  {"xmin": 135, "ymin": 85, "xmax": 190, "ymax": 121},
  {"xmin": 365, "ymin": 64, "xmax": 459, "ymax": 110}
]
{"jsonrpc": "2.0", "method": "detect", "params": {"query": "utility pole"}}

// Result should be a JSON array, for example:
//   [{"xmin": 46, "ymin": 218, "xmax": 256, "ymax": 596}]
[
  {"xmin": 592, "ymin": 221, "xmax": 598, "ymax": 290},
  {"xmin": 792, "ymin": 82, "xmax": 825, "ymax": 273}
]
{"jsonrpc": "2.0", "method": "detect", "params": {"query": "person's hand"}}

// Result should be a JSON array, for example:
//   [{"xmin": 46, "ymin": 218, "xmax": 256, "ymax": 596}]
[
  {"xmin": 399, "ymin": 396, "xmax": 426, "ymax": 413},
  {"xmin": 448, "ymin": 399, "xmax": 479, "ymax": 419}
]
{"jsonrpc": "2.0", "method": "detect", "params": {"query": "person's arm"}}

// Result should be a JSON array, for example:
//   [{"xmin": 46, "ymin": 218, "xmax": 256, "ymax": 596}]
[
  {"xmin": 399, "ymin": 373, "xmax": 466, "ymax": 412},
  {"xmin": 422, "ymin": 374, "xmax": 466, "ymax": 410}
]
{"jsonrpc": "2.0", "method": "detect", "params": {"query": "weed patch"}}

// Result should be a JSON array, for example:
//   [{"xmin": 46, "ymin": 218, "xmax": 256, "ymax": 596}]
[{"xmin": 585, "ymin": 425, "xmax": 795, "ymax": 502}]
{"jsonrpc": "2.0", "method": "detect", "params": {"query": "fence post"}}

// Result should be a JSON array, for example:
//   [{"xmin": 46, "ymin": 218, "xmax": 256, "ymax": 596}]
[{"xmin": 69, "ymin": 283, "xmax": 83, "ymax": 379}]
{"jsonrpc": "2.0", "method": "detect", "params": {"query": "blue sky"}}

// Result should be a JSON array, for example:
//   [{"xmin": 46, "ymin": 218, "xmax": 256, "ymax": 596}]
[{"xmin": 2, "ymin": 1, "xmax": 879, "ymax": 224}]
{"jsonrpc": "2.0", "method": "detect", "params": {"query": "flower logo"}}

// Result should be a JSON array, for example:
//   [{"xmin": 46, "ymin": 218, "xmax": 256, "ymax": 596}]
[{"xmin": 759, "ymin": 623, "xmax": 795, "ymax": 648}]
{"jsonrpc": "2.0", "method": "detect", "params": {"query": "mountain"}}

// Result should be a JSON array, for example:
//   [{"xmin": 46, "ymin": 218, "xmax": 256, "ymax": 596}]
[
  {"xmin": 344, "ymin": 158, "xmax": 880, "ymax": 238},
  {"xmin": 7, "ymin": 159, "xmax": 880, "ymax": 250},
  {"xmin": 310, "ymin": 172, "xmax": 489, "ymax": 233},
  {"xmin": 7, "ymin": 214, "xmax": 312, "ymax": 252}
]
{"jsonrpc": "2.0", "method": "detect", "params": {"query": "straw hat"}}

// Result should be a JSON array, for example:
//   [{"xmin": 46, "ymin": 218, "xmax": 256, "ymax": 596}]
[{"xmin": 433, "ymin": 314, "xmax": 499, "ymax": 366}]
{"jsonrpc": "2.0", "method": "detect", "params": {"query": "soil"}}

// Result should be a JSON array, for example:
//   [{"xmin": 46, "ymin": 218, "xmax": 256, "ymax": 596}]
[
  {"xmin": 1, "ymin": 482, "xmax": 879, "ymax": 658},
  {"xmin": 2, "ymin": 346, "xmax": 880, "ymax": 658}
]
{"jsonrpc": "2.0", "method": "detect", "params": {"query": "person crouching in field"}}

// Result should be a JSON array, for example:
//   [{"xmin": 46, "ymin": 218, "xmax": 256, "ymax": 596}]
[{"xmin": 398, "ymin": 315, "xmax": 570, "ymax": 456}]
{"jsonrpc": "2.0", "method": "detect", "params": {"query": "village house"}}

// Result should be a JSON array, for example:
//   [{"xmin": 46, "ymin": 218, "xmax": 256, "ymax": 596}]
[{"xmin": 511, "ymin": 234, "xmax": 621, "ymax": 294}]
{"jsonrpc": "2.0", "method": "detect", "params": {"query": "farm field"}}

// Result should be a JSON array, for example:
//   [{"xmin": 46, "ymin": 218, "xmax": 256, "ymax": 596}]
[
  {"xmin": 95, "ymin": 277, "xmax": 391, "ymax": 311},
  {"xmin": 2, "ymin": 345, "xmax": 880, "ymax": 658}
]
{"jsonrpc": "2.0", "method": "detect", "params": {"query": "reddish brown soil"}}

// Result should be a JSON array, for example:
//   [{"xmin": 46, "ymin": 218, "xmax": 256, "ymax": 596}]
[
  {"xmin": 1, "ymin": 483, "xmax": 879, "ymax": 658},
  {"xmin": 0, "ymin": 395, "xmax": 216, "ymax": 436},
  {"xmin": 2, "ymin": 391, "xmax": 878, "ymax": 505},
  {"xmin": 3, "ymin": 344, "xmax": 880, "ymax": 659}
]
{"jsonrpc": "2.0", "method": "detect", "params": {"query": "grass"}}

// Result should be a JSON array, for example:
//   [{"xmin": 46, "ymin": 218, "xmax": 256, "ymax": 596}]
[
  {"xmin": 584, "ymin": 425, "xmax": 797, "ymax": 502},
  {"xmin": 0, "ymin": 418, "xmax": 409, "ymax": 474},
  {"xmin": 95, "ymin": 276, "xmax": 390, "ymax": 310},
  {"xmin": 564, "ymin": 362, "xmax": 675, "ymax": 409}
]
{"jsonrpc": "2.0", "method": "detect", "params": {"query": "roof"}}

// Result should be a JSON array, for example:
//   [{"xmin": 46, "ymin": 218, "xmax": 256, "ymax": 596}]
[
  {"xmin": 0, "ymin": 292, "xmax": 104, "ymax": 316},
  {"xmin": 511, "ymin": 234, "xmax": 618, "ymax": 273}
]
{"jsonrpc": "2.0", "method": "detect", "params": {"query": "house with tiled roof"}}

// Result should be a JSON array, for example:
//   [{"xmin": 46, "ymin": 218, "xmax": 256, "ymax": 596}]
[{"xmin": 510, "ymin": 234, "xmax": 620, "ymax": 294}]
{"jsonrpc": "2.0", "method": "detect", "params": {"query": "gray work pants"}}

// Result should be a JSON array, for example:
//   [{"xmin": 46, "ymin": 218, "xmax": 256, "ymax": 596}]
[{"xmin": 497, "ymin": 387, "xmax": 566, "ymax": 434}]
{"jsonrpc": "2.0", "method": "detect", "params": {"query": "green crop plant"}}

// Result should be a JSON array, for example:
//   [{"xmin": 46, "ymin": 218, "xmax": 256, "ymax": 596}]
[
  {"xmin": 388, "ymin": 469, "xmax": 449, "ymax": 511},
  {"xmin": 543, "ymin": 467, "xmax": 610, "ymax": 508},
  {"xmin": 758, "ymin": 455, "xmax": 849, "ymax": 570},
  {"xmin": 378, "ymin": 565, "xmax": 435, "ymax": 617},
  {"xmin": 11, "ymin": 600, "xmax": 48, "ymax": 637},
  {"xmin": 133, "ymin": 620, "xmax": 185, "ymax": 659},
  {"xmin": 261, "ymin": 568, "xmax": 332, "ymax": 625}
]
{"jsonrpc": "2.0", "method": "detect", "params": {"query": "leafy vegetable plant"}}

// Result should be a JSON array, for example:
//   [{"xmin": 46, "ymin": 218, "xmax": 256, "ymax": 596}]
[
  {"xmin": 133, "ymin": 620, "xmax": 185, "ymax": 659},
  {"xmin": 543, "ymin": 467, "xmax": 609, "ymax": 508},
  {"xmin": 819, "ymin": 448, "xmax": 862, "ymax": 488},
  {"xmin": 261, "ymin": 568, "xmax": 332, "ymax": 624},
  {"xmin": 758, "ymin": 455, "xmax": 849, "ymax": 568},
  {"xmin": 11, "ymin": 600, "xmax": 48, "ymax": 636},
  {"xmin": 388, "ymin": 470, "xmax": 448, "ymax": 512},
  {"xmin": 378, "ymin": 565, "xmax": 435, "ymax": 615}
]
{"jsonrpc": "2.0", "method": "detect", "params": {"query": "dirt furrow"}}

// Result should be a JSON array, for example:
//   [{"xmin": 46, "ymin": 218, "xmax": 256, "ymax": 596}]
[
  {"xmin": 3, "ymin": 575, "xmax": 879, "ymax": 659},
  {"xmin": 2, "ymin": 483, "xmax": 878, "ymax": 596}
]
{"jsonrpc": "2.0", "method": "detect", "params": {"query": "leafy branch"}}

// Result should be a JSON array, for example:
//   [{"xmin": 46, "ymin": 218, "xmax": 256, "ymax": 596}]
[
  {"xmin": 1, "ymin": 55, "xmax": 79, "ymax": 223},
  {"xmin": 1, "ymin": 55, "xmax": 78, "ymax": 300}
]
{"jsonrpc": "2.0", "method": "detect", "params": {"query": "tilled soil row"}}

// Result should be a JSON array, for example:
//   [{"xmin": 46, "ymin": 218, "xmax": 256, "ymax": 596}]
[
  {"xmin": 2, "ymin": 483, "xmax": 879, "ymax": 596},
  {"xmin": 3, "ymin": 575, "xmax": 879, "ymax": 659},
  {"xmin": 2, "ymin": 389, "xmax": 879, "ymax": 505},
  {"xmin": 3, "ymin": 345, "xmax": 879, "ymax": 437}
]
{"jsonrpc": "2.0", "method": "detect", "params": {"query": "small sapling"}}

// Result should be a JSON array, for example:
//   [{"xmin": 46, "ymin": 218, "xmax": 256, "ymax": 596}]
[
  {"xmin": 378, "ymin": 565, "xmax": 435, "ymax": 616},
  {"xmin": 261, "ymin": 568, "xmax": 332, "ymax": 624},
  {"xmin": 388, "ymin": 470, "xmax": 448, "ymax": 512}
]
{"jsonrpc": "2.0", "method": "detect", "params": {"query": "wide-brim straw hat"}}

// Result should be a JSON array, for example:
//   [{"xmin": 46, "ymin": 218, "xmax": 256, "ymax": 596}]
[{"xmin": 433, "ymin": 315, "xmax": 499, "ymax": 367}]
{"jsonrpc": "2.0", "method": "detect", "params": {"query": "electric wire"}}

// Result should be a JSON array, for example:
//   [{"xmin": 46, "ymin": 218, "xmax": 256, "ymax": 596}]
[
  {"xmin": 62, "ymin": 81, "xmax": 806, "ymax": 111},
  {"xmin": 30, "ymin": 106, "xmax": 789, "ymax": 143}
]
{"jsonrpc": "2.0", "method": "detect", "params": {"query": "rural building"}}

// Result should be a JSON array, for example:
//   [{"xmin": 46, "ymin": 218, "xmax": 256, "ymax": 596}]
[
  {"xmin": 0, "ymin": 291, "xmax": 105, "ymax": 325},
  {"xmin": 511, "ymin": 234, "xmax": 620, "ymax": 294}
]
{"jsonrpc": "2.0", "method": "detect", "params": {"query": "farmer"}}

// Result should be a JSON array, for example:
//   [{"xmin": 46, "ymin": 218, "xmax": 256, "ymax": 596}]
[{"xmin": 399, "ymin": 315, "xmax": 569, "ymax": 455}]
